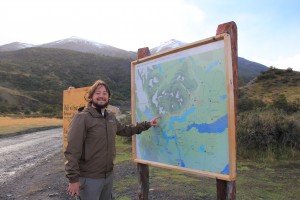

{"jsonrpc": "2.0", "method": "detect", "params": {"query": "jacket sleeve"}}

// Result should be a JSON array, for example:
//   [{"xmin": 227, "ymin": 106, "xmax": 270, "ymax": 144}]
[
  {"xmin": 64, "ymin": 113, "xmax": 86, "ymax": 183},
  {"xmin": 116, "ymin": 117, "xmax": 151, "ymax": 137}
]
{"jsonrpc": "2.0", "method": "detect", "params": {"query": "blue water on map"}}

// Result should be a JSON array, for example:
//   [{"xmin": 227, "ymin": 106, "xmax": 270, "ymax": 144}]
[
  {"xmin": 206, "ymin": 61, "xmax": 220, "ymax": 72},
  {"xmin": 168, "ymin": 106, "xmax": 196, "ymax": 130},
  {"xmin": 199, "ymin": 144, "xmax": 206, "ymax": 153},
  {"xmin": 221, "ymin": 164, "xmax": 229, "ymax": 174},
  {"xmin": 186, "ymin": 114, "xmax": 228, "ymax": 133},
  {"xmin": 220, "ymin": 95, "xmax": 227, "ymax": 101},
  {"xmin": 157, "ymin": 64, "xmax": 164, "ymax": 75}
]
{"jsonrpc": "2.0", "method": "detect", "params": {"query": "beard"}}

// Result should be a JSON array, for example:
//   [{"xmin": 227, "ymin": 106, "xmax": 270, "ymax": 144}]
[{"xmin": 92, "ymin": 99, "xmax": 109, "ymax": 111}]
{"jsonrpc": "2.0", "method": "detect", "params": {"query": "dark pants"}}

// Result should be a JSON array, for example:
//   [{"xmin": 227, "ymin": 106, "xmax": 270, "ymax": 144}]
[{"xmin": 79, "ymin": 175, "xmax": 113, "ymax": 200}]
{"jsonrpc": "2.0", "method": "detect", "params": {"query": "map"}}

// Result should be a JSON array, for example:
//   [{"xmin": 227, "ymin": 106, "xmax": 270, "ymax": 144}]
[{"xmin": 134, "ymin": 40, "xmax": 230, "ymax": 175}]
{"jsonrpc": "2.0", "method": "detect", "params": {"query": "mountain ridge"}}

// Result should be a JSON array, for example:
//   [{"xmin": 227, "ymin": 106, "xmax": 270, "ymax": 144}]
[
  {"xmin": 0, "ymin": 42, "xmax": 35, "ymax": 52},
  {"xmin": 0, "ymin": 38, "xmax": 272, "ymax": 115},
  {"xmin": 0, "ymin": 37, "xmax": 271, "ymax": 80},
  {"xmin": 38, "ymin": 37, "xmax": 136, "ymax": 59}
]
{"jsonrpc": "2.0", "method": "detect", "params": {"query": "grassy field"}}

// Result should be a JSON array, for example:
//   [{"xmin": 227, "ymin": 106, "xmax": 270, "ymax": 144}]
[
  {"xmin": 114, "ymin": 137, "xmax": 300, "ymax": 200},
  {"xmin": 0, "ymin": 116, "xmax": 62, "ymax": 136}
]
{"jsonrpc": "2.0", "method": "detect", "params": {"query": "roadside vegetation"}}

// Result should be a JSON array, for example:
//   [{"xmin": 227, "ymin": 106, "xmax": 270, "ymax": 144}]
[
  {"xmin": 0, "ymin": 116, "xmax": 62, "ymax": 136},
  {"xmin": 114, "ymin": 120, "xmax": 300, "ymax": 200},
  {"xmin": 238, "ymin": 67, "xmax": 300, "ymax": 160}
]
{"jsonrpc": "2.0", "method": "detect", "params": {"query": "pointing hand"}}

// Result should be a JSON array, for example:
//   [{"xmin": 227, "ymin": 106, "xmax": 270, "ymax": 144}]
[{"xmin": 149, "ymin": 117, "xmax": 160, "ymax": 126}]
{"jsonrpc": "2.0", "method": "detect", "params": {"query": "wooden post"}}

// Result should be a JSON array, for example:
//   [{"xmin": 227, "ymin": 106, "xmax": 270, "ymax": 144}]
[
  {"xmin": 137, "ymin": 47, "xmax": 151, "ymax": 200},
  {"xmin": 216, "ymin": 21, "xmax": 238, "ymax": 200}
]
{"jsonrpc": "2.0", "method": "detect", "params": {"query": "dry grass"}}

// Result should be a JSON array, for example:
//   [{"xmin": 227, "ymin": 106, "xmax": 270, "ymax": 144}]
[
  {"xmin": 243, "ymin": 69, "xmax": 300, "ymax": 103},
  {"xmin": 0, "ymin": 116, "xmax": 62, "ymax": 135}
]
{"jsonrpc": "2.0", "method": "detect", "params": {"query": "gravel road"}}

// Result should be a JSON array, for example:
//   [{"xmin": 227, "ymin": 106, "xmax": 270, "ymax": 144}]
[{"xmin": 0, "ymin": 128, "xmax": 63, "ymax": 186}]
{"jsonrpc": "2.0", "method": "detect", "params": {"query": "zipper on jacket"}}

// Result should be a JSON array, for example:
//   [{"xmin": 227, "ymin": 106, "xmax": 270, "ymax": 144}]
[{"xmin": 105, "ymin": 115, "xmax": 109, "ymax": 178}]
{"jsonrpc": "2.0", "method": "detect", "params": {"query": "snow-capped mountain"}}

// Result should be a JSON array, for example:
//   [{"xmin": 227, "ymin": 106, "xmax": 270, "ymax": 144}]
[
  {"xmin": 150, "ymin": 39, "xmax": 187, "ymax": 54},
  {"xmin": 38, "ymin": 36, "xmax": 136, "ymax": 59},
  {"xmin": 0, "ymin": 38, "xmax": 186, "ymax": 59},
  {"xmin": 0, "ymin": 42, "xmax": 35, "ymax": 52}
]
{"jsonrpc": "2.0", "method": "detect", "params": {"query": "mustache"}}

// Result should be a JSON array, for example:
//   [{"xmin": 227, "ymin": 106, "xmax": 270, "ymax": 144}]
[{"xmin": 95, "ymin": 98, "xmax": 107, "ymax": 101}]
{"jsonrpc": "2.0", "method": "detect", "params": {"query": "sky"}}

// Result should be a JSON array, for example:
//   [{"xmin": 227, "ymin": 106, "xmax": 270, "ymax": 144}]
[{"xmin": 1, "ymin": 0, "xmax": 300, "ymax": 71}]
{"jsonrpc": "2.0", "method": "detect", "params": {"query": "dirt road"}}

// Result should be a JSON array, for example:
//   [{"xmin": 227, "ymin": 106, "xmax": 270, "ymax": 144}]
[
  {"xmin": 0, "ymin": 128, "xmax": 63, "ymax": 185},
  {"xmin": 0, "ymin": 128, "xmax": 71, "ymax": 200}
]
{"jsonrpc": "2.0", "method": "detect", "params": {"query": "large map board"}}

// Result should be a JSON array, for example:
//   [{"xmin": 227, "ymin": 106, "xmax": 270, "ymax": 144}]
[{"xmin": 131, "ymin": 34, "xmax": 236, "ymax": 181}]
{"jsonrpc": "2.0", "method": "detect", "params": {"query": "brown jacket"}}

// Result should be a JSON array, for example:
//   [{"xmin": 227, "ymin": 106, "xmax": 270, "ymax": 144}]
[{"xmin": 64, "ymin": 106, "xmax": 151, "ymax": 183}]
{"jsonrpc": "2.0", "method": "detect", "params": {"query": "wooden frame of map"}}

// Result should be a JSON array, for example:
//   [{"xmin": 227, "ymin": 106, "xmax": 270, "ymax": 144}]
[{"xmin": 131, "ymin": 33, "xmax": 236, "ymax": 181}]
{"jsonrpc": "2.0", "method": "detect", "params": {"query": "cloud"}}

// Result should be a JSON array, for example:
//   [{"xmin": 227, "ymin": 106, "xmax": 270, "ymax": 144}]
[
  {"xmin": 272, "ymin": 54, "xmax": 300, "ymax": 72},
  {"xmin": 0, "ymin": 0, "xmax": 205, "ymax": 51},
  {"xmin": 255, "ymin": 54, "xmax": 300, "ymax": 72}
]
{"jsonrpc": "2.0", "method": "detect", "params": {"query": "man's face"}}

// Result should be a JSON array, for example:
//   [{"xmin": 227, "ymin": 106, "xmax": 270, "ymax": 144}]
[{"xmin": 91, "ymin": 85, "xmax": 109, "ymax": 108}]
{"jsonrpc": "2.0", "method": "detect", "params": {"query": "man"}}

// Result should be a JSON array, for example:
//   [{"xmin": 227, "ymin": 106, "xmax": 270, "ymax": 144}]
[{"xmin": 64, "ymin": 80, "xmax": 159, "ymax": 200}]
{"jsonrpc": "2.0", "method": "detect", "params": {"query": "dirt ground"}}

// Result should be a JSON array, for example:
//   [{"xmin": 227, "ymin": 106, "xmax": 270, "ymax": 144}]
[
  {"xmin": 0, "ymin": 151, "xmax": 203, "ymax": 200},
  {"xmin": 0, "ymin": 151, "xmax": 70, "ymax": 200}
]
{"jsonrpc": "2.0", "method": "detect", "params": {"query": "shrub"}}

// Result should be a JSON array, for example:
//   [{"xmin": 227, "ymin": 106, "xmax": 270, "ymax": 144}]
[
  {"xmin": 286, "ymin": 67, "xmax": 293, "ymax": 72},
  {"xmin": 271, "ymin": 95, "xmax": 300, "ymax": 113},
  {"xmin": 237, "ymin": 110, "xmax": 300, "ymax": 156},
  {"xmin": 288, "ymin": 98, "xmax": 300, "ymax": 113},
  {"xmin": 272, "ymin": 94, "xmax": 288, "ymax": 110},
  {"xmin": 238, "ymin": 97, "xmax": 266, "ymax": 112},
  {"xmin": 0, "ymin": 103, "xmax": 8, "ymax": 113}
]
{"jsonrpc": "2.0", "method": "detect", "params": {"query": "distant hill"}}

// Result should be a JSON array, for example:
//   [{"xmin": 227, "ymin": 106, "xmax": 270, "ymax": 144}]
[
  {"xmin": 1, "ymin": 37, "xmax": 269, "ymax": 83},
  {"xmin": 240, "ymin": 67, "xmax": 300, "ymax": 103},
  {"xmin": 0, "ymin": 37, "xmax": 271, "ymax": 115},
  {"xmin": 0, "ymin": 42, "xmax": 34, "ymax": 52},
  {"xmin": 0, "ymin": 48, "xmax": 132, "ymax": 114},
  {"xmin": 150, "ymin": 39, "xmax": 187, "ymax": 54},
  {"xmin": 0, "ymin": 37, "xmax": 136, "ymax": 59},
  {"xmin": 238, "ymin": 57, "xmax": 269, "ymax": 83},
  {"xmin": 38, "ymin": 37, "xmax": 136, "ymax": 59}
]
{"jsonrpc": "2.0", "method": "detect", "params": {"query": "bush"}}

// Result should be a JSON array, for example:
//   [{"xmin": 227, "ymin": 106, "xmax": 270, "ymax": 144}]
[
  {"xmin": 0, "ymin": 103, "xmax": 8, "ymax": 113},
  {"xmin": 257, "ymin": 71, "xmax": 276, "ymax": 80},
  {"xmin": 272, "ymin": 94, "xmax": 288, "ymax": 110},
  {"xmin": 288, "ymin": 98, "xmax": 300, "ymax": 113},
  {"xmin": 237, "ymin": 110, "xmax": 300, "ymax": 156},
  {"xmin": 271, "ymin": 95, "xmax": 300, "ymax": 113},
  {"xmin": 238, "ymin": 97, "xmax": 266, "ymax": 112},
  {"xmin": 286, "ymin": 67, "xmax": 293, "ymax": 72}
]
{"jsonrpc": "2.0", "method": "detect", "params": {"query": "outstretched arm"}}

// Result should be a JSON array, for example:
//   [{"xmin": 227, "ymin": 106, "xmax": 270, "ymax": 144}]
[{"xmin": 116, "ymin": 116, "xmax": 160, "ymax": 136}]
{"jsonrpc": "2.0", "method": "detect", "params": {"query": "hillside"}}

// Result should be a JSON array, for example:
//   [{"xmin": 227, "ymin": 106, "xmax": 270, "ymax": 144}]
[
  {"xmin": 238, "ymin": 57, "xmax": 268, "ymax": 83},
  {"xmin": 0, "ymin": 42, "xmax": 34, "ymax": 51},
  {"xmin": 0, "ymin": 37, "xmax": 136, "ymax": 59},
  {"xmin": 0, "ymin": 48, "xmax": 132, "ymax": 114},
  {"xmin": 0, "ymin": 38, "xmax": 271, "ymax": 116},
  {"xmin": 1, "ymin": 38, "xmax": 268, "ymax": 83},
  {"xmin": 240, "ymin": 67, "xmax": 300, "ymax": 103}
]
